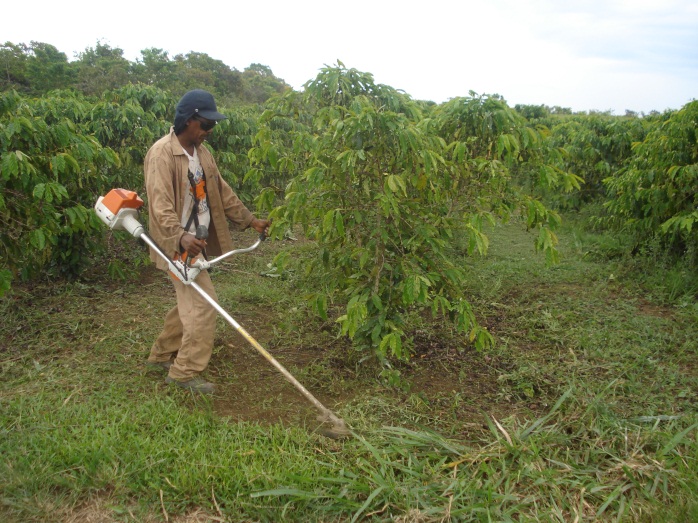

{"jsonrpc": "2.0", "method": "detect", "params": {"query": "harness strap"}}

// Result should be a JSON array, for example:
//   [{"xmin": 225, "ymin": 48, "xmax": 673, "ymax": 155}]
[
  {"xmin": 184, "ymin": 170, "xmax": 200, "ymax": 232},
  {"xmin": 184, "ymin": 168, "xmax": 209, "ymax": 260}
]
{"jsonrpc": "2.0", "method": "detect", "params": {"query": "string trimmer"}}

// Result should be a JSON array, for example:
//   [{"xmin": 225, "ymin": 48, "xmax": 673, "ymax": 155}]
[{"xmin": 94, "ymin": 188, "xmax": 351, "ymax": 440}]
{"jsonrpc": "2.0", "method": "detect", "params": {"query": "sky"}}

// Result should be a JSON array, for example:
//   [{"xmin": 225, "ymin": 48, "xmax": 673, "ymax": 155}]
[{"xmin": 3, "ymin": 0, "xmax": 696, "ymax": 114}]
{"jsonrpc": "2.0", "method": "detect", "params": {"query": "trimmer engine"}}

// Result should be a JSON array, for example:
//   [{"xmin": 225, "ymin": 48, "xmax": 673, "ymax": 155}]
[{"xmin": 94, "ymin": 188, "xmax": 145, "ymax": 238}]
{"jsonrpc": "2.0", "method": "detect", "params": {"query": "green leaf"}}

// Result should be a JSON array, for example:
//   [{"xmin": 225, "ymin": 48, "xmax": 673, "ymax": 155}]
[
  {"xmin": 30, "ymin": 229, "xmax": 47, "ymax": 250},
  {"xmin": 61, "ymin": 152, "xmax": 80, "ymax": 174},
  {"xmin": 386, "ymin": 174, "xmax": 399, "ymax": 193},
  {"xmin": 315, "ymin": 294, "xmax": 328, "ymax": 320},
  {"xmin": 351, "ymin": 486, "xmax": 385, "ymax": 523},
  {"xmin": 379, "ymin": 332, "xmax": 403, "ymax": 358},
  {"xmin": 251, "ymin": 488, "xmax": 320, "ymax": 499},
  {"xmin": 334, "ymin": 211, "xmax": 345, "ymax": 238},
  {"xmin": 303, "ymin": 166, "xmax": 322, "ymax": 181},
  {"xmin": 51, "ymin": 154, "xmax": 66, "ymax": 176},
  {"xmin": 267, "ymin": 146, "xmax": 278, "ymax": 170},
  {"xmin": 0, "ymin": 269, "xmax": 12, "ymax": 297},
  {"xmin": 659, "ymin": 422, "xmax": 698, "ymax": 457},
  {"xmin": 65, "ymin": 207, "xmax": 77, "ymax": 225},
  {"xmin": 243, "ymin": 167, "xmax": 261, "ymax": 184},
  {"xmin": 402, "ymin": 277, "xmax": 415, "ymax": 304},
  {"xmin": 33, "ymin": 183, "xmax": 47, "ymax": 201},
  {"xmin": 1, "ymin": 152, "xmax": 19, "ymax": 180},
  {"xmin": 322, "ymin": 210, "xmax": 335, "ymax": 235}
]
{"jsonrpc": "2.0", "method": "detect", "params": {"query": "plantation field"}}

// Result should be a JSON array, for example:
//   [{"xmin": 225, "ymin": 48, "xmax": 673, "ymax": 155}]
[{"xmin": 1, "ymin": 218, "xmax": 697, "ymax": 522}]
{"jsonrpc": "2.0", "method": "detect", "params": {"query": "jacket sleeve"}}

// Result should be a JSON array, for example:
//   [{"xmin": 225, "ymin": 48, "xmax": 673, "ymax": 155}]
[
  {"xmin": 204, "ymin": 156, "xmax": 255, "ymax": 230},
  {"xmin": 145, "ymin": 152, "xmax": 186, "ymax": 258},
  {"xmin": 219, "ymin": 176, "xmax": 255, "ymax": 230}
]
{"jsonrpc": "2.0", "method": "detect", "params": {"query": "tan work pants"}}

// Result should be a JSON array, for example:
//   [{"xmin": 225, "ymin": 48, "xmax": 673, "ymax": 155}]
[{"xmin": 148, "ymin": 269, "xmax": 218, "ymax": 380}]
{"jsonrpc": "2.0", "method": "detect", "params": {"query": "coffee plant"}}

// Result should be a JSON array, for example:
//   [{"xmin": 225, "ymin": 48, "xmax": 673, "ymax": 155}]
[
  {"xmin": 252, "ymin": 66, "xmax": 573, "ymax": 361},
  {"xmin": 603, "ymin": 101, "xmax": 698, "ymax": 258},
  {"xmin": 0, "ymin": 90, "xmax": 119, "ymax": 290}
]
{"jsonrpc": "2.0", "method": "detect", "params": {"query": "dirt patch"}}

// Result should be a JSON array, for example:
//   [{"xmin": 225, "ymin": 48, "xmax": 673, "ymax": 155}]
[
  {"xmin": 208, "ymin": 338, "xmax": 334, "ymax": 429},
  {"xmin": 196, "ymin": 309, "xmax": 537, "ymax": 438},
  {"xmin": 636, "ymin": 299, "xmax": 675, "ymax": 318}
]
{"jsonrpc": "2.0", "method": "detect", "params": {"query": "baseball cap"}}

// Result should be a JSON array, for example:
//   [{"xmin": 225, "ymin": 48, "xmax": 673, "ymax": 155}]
[{"xmin": 175, "ymin": 89, "xmax": 227, "ymax": 122}]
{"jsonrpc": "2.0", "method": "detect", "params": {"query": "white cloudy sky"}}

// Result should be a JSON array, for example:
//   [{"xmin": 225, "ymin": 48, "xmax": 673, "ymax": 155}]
[{"xmin": 4, "ymin": 0, "xmax": 696, "ymax": 114}]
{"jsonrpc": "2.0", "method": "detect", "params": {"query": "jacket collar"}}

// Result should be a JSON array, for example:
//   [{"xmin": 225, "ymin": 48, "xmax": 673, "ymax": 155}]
[{"xmin": 168, "ymin": 127, "xmax": 190, "ymax": 157}]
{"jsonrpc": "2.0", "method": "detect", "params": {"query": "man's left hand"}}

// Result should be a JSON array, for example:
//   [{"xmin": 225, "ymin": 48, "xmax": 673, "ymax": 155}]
[{"xmin": 250, "ymin": 218, "xmax": 271, "ymax": 236}]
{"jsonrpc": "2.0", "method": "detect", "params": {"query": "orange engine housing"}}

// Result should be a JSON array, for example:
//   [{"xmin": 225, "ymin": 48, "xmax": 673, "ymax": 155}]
[{"xmin": 101, "ymin": 189, "xmax": 144, "ymax": 215}]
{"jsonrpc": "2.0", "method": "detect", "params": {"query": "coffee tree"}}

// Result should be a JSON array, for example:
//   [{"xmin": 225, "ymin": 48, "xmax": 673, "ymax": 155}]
[
  {"xmin": 87, "ymin": 84, "xmax": 173, "ymax": 173},
  {"xmin": 204, "ymin": 104, "xmax": 271, "ymax": 204},
  {"xmin": 604, "ymin": 101, "xmax": 698, "ymax": 259},
  {"xmin": 0, "ymin": 90, "xmax": 120, "ymax": 293},
  {"xmin": 254, "ymin": 68, "xmax": 581, "ymax": 364},
  {"xmin": 544, "ymin": 113, "xmax": 647, "ymax": 207},
  {"xmin": 258, "ymin": 65, "xmax": 487, "ymax": 362},
  {"xmin": 434, "ymin": 92, "xmax": 579, "ymax": 264}
]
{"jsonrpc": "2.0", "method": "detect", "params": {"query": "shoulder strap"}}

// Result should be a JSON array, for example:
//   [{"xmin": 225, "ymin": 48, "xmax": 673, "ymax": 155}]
[
  {"xmin": 184, "ymin": 170, "xmax": 200, "ymax": 232},
  {"xmin": 184, "ymin": 168, "xmax": 210, "ymax": 233}
]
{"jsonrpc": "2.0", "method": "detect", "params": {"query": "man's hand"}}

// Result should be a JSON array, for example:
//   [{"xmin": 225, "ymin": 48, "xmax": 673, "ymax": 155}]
[
  {"xmin": 180, "ymin": 233, "xmax": 207, "ymax": 257},
  {"xmin": 250, "ymin": 218, "xmax": 271, "ymax": 236}
]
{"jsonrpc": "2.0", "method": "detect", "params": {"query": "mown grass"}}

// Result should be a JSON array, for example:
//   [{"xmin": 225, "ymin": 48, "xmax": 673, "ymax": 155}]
[{"xmin": 1, "ymin": 218, "xmax": 697, "ymax": 522}]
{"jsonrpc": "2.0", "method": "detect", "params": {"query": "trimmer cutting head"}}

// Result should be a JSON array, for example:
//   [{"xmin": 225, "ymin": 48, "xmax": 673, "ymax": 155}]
[
  {"xmin": 318, "ymin": 425, "xmax": 352, "ymax": 440},
  {"xmin": 317, "ymin": 413, "xmax": 352, "ymax": 440}
]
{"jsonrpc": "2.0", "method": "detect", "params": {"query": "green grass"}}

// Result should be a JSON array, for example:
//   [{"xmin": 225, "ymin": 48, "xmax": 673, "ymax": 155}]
[{"xmin": 1, "ymin": 221, "xmax": 697, "ymax": 522}]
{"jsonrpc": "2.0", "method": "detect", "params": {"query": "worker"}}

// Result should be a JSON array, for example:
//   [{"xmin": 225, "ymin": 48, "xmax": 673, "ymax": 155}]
[{"xmin": 144, "ymin": 89, "xmax": 270, "ymax": 394}]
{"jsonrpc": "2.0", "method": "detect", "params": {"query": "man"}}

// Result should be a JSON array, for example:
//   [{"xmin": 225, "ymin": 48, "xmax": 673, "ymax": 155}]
[{"xmin": 144, "ymin": 89, "xmax": 270, "ymax": 394}]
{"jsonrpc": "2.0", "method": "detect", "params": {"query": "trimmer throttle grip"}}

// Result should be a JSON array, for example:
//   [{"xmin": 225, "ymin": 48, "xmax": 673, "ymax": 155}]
[
  {"xmin": 195, "ymin": 225, "xmax": 209, "ymax": 240},
  {"xmin": 181, "ymin": 226, "xmax": 209, "ymax": 266}
]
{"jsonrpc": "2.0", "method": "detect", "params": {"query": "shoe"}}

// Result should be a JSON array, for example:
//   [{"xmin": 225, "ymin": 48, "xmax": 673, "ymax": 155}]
[
  {"xmin": 147, "ymin": 360, "xmax": 173, "ymax": 371},
  {"xmin": 165, "ymin": 376, "xmax": 216, "ymax": 394}
]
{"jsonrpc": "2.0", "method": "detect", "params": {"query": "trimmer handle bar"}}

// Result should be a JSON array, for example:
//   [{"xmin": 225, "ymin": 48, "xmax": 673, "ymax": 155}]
[{"xmin": 94, "ymin": 188, "xmax": 264, "ymax": 284}]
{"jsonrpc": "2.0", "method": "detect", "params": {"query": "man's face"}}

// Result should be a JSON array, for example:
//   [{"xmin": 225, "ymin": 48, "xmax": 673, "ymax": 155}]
[{"xmin": 190, "ymin": 115, "xmax": 217, "ymax": 145}]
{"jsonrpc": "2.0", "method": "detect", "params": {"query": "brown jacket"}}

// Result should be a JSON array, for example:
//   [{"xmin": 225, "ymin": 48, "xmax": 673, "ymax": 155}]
[{"xmin": 144, "ymin": 129, "xmax": 254, "ymax": 271}]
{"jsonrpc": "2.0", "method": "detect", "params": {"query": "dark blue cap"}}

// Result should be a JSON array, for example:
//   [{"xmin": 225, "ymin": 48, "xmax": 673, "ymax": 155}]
[{"xmin": 174, "ymin": 90, "xmax": 227, "ymax": 127}]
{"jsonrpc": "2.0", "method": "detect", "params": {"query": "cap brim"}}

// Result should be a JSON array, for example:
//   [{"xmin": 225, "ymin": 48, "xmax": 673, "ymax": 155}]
[{"xmin": 198, "ymin": 110, "xmax": 227, "ymax": 121}]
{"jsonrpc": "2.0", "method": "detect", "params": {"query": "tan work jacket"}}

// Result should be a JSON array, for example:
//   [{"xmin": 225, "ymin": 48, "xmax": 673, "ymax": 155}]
[{"xmin": 144, "ymin": 129, "xmax": 254, "ymax": 271}]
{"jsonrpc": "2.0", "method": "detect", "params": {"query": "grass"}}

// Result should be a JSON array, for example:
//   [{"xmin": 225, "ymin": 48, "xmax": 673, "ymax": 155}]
[{"xmin": 1, "ymin": 219, "xmax": 697, "ymax": 522}]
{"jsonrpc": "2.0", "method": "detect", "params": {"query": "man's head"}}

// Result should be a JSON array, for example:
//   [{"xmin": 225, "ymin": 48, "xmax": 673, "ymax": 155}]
[{"xmin": 174, "ymin": 89, "xmax": 227, "ymax": 136}]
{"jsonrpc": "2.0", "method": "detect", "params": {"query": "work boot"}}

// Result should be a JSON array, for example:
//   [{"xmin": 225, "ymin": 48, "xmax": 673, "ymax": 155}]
[
  {"xmin": 165, "ymin": 376, "xmax": 216, "ymax": 394},
  {"xmin": 147, "ymin": 360, "xmax": 173, "ymax": 371}
]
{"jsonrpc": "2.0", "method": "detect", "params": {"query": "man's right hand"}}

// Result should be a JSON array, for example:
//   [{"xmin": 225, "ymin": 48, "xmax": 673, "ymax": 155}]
[{"xmin": 180, "ymin": 233, "xmax": 207, "ymax": 257}]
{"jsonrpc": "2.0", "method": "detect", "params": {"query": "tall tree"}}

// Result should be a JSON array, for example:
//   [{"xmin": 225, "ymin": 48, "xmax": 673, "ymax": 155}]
[
  {"xmin": 242, "ymin": 63, "xmax": 290, "ymax": 103},
  {"xmin": 172, "ymin": 51, "xmax": 243, "ymax": 101},
  {"xmin": 74, "ymin": 41, "xmax": 132, "ymax": 95},
  {"xmin": 0, "ymin": 42, "xmax": 29, "ymax": 92},
  {"xmin": 133, "ymin": 47, "xmax": 176, "ymax": 88},
  {"xmin": 25, "ymin": 42, "xmax": 73, "ymax": 93}
]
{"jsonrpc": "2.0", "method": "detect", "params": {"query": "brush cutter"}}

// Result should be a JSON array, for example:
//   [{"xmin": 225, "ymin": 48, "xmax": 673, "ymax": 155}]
[{"xmin": 94, "ymin": 188, "xmax": 351, "ymax": 439}]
